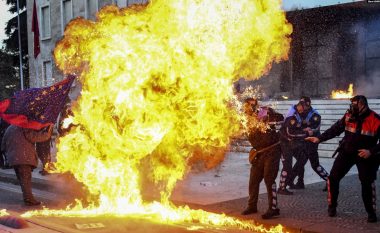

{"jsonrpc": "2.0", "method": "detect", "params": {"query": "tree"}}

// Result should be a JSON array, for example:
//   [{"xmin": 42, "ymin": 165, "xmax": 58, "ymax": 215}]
[
  {"xmin": 0, "ymin": 48, "xmax": 18, "ymax": 99},
  {"xmin": 2, "ymin": 0, "xmax": 29, "ymax": 90}
]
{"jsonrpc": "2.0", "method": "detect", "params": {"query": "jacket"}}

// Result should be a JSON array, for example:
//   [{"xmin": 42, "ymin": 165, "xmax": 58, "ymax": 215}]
[
  {"xmin": 1, "ymin": 125, "xmax": 52, "ymax": 168},
  {"xmin": 318, "ymin": 109, "xmax": 380, "ymax": 156}
]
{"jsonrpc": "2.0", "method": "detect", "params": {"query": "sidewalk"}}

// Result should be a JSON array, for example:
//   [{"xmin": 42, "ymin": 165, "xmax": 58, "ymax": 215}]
[
  {"xmin": 1, "ymin": 152, "xmax": 379, "ymax": 233},
  {"xmin": 0, "ymin": 164, "xmax": 88, "ymax": 205}
]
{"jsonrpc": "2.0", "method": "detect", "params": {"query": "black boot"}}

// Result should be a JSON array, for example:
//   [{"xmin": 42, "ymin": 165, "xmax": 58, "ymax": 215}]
[
  {"xmin": 368, "ymin": 213, "xmax": 377, "ymax": 223},
  {"xmin": 261, "ymin": 208, "xmax": 280, "ymax": 219},
  {"xmin": 322, "ymin": 183, "xmax": 327, "ymax": 192},
  {"xmin": 241, "ymin": 206, "xmax": 258, "ymax": 215},
  {"xmin": 288, "ymin": 183, "xmax": 296, "ymax": 189},
  {"xmin": 293, "ymin": 180, "xmax": 305, "ymax": 189},
  {"xmin": 328, "ymin": 206, "xmax": 337, "ymax": 217}
]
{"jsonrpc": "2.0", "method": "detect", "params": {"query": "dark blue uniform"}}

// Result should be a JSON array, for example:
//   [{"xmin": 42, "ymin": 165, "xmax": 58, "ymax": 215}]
[
  {"xmin": 278, "ymin": 111, "xmax": 306, "ymax": 191},
  {"xmin": 290, "ymin": 108, "xmax": 328, "ymax": 186}
]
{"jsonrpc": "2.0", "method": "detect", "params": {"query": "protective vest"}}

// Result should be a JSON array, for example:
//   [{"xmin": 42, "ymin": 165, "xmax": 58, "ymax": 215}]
[
  {"xmin": 305, "ymin": 108, "xmax": 318, "ymax": 125},
  {"xmin": 287, "ymin": 106, "xmax": 318, "ymax": 125},
  {"xmin": 344, "ymin": 111, "xmax": 380, "ymax": 137}
]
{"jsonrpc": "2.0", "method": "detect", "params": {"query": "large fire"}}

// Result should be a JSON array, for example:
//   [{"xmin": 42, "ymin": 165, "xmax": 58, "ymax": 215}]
[
  {"xmin": 331, "ymin": 83, "xmax": 354, "ymax": 99},
  {"xmin": 23, "ymin": 0, "xmax": 291, "ymax": 232}
]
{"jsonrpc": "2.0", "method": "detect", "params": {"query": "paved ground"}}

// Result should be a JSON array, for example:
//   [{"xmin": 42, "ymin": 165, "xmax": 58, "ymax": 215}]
[
  {"xmin": 203, "ymin": 175, "xmax": 380, "ymax": 233},
  {"xmin": 1, "ymin": 152, "xmax": 380, "ymax": 233}
]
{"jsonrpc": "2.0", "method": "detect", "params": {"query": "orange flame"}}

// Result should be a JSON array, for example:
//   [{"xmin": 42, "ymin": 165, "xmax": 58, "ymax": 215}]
[
  {"xmin": 24, "ymin": 1, "xmax": 292, "ymax": 232},
  {"xmin": 331, "ymin": 84, "xmax": 354, "ymax": 99}
]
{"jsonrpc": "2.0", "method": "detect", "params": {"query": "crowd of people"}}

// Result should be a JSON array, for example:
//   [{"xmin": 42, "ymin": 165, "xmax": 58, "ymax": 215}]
[{"xmin": 241, "ymin": 95, "xmax": 380, "ymax": 223}]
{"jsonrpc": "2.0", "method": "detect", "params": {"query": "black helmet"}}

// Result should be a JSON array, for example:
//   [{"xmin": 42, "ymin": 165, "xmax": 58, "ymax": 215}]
[{"xmin": 350, "ymin": 95, "xmax": 368, "ymax": 107}]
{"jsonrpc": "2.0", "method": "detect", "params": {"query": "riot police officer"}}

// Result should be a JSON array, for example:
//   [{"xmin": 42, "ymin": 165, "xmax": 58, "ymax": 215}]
[
  {"xmin": 306, "ymin": 95, "xmax": 380, "ymax": 223},
  {"xmin": 241, "ymin": 98, "xmax": 284, "ymax": 219},
  {"xmin": 278, "ymin": 102, "xmax": 305, "ymax": 195},
  {"xmin": 288, "ymin": 97, "xmax": 329, "ymax": 190}
]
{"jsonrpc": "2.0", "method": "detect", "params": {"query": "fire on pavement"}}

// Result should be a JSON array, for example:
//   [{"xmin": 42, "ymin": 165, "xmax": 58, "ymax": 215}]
[{"xmin": 17, "ymin": 1, "xmax": 291, "ymax": 232}]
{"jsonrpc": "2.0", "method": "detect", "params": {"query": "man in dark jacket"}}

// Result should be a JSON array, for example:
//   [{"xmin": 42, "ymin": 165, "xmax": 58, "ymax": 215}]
[
  {"xmin": 306, "ymin": 95, "xmax": 380, "ymax": 223},
  {"xmin": 278, "ymin": 102, "xmax": 306, "ymax": 195},
  {"xmin": 241, "ymin": 98, "xmax": 284, "ymax": 219},
  {"xmin": 1, "ymin": 124, "xmax": 53, "ymax": 206},
  {"xmin": 288, "ymin": 97, "xmax": 329, "ymax": 190}
]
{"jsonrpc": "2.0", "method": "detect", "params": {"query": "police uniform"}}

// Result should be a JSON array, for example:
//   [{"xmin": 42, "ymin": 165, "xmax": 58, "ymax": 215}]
[
  {"xmin": 318, "ymin": 106, "xmax": 380, "ymax": 221},
  {"xmin": 290, "ymin": 108, "xmax": 328, "ymax": 187},
  {"xmin": 243, "ymin": 107, "xmax": 284, "ymax": 219},
  {"xmin": 278, "ymin": 112, "xmax": 306, "ymax": 192}
]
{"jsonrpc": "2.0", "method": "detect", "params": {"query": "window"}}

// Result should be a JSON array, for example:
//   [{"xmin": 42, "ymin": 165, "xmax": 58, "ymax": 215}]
[
  {"xmin": 40, "ymin": 4, "xmax": 51, "ymax": 39},
  {"xmin": 42, "ymin": 60, "xmax": 52, "ymax": 86},
  {"xmin": 85, "ymin": 0, "xmax": 99, "ymax": 20},
  {"xmin": 114, "ymin": 0, "xmax": 127, "ymax": 7},
  {"xmin": 112, "ymin": 0, "xmax": 148, "ymax": 7},
  {"xmin": 61, "ymin": 0, "xmax": 73, "ymax": 34},
  {"xmin": 127, "ymin": 0, "xmax": 148, "ymax": 5}
]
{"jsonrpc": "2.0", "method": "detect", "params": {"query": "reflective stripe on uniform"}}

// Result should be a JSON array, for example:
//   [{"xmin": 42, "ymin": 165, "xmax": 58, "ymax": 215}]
[{"xmin": 361, "ymin": 130, "xmax": 376, "ymax": 136}]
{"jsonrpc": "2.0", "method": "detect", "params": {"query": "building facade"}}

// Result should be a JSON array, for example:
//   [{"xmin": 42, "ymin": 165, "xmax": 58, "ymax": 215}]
[
  {"xmin": 240, "ymin": 2, "xmax": 380, "ymax": 99},
  {"xmin": 26, "ymin": 0, "xmax": 147, "ymax": 94},
  {"xmin": 27, "ymin": 1, "xmax": 380, "ymax": 99}
]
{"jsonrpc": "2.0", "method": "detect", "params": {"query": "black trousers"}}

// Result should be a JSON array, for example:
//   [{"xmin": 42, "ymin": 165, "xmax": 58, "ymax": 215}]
[
  {"xmin": 279, "ymin": 141, "xmax": 299, "ymax": 189},
  {"xmin": 248, "ymin": 147, "xmax": 281, "ymax": 210},
  {"xmin": 328, "ymin": 152, "xmax": 379, "ymax": 214},
  {"xmin": 291, "ymin": 142, "xmax": 328, "ymax": 183},
  {"xmin": 14, "ymin": 165, "xmax": 35, "ymax": 202}
]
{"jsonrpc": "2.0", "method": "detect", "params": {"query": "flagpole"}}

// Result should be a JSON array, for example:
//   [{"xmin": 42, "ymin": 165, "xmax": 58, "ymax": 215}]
[
  {"xmin": 35, "ymin": 57, "xmax": 39, "ymax": 87},
  {"xmin": 16, "ymin": 0, "xmax": 24, "ymax": 90}
]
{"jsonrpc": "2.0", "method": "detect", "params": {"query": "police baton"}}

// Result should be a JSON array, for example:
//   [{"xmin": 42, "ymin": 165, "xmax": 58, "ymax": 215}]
[
  {"xmin": 331, "ymin": 147, "xmax": 339, "ymax": 158},
  {"xmin": 331, "ymin": 139, "xmax": 344, "ymax": 158}
]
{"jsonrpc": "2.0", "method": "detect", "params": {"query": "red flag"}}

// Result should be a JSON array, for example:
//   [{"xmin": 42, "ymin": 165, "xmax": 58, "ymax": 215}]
[{"xmin": 32, "ymin": 0, "xmax": 40, "ymax": 58}]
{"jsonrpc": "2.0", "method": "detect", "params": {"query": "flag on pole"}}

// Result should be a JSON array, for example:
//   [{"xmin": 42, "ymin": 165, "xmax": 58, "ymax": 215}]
[
  {"xmin": 0, "ymin": 75, "xmax": 76, "ymax": 130},
  {"xmin": 32, "ymin": 0, "xmax": 40, "ymax": 58}
]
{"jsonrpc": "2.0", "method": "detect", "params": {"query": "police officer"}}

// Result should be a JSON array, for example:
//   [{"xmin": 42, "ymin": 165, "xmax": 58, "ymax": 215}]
[
  {"xmin": 288, "ymin": 97, "xmax": 329, "ymax": 190},
  {"xmin": 241, "ymin": 98, "xmax": 284, "ymax": 219},
  {"xmin": 278, "ymin": 101, "xmax": 310, "ymax": 195},
  {"xmin": 306, "ymin": 95, "xmax": 380, "ymax": 222}
]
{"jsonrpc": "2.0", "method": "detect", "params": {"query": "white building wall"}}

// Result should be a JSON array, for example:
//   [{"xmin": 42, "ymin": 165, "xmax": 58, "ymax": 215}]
[{"xmin": 27, "ymin": 0, "xmax": 147, "ymax": 93}]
